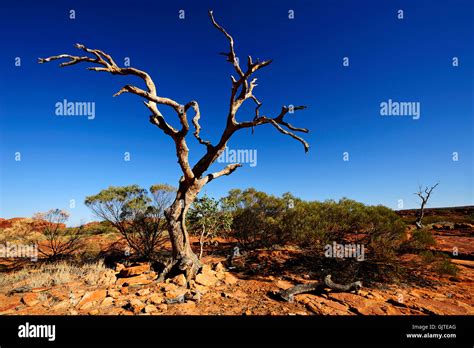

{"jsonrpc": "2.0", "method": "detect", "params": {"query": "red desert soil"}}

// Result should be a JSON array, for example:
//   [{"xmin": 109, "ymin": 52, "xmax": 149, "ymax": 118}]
[{"xmin": 0, "ymin": 210, "xmax": 473, "ymax": 316}]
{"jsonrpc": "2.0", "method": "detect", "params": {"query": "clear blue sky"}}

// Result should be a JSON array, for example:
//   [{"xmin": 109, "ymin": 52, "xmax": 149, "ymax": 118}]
[{"xmin": 0, "ymin": 0, "xmax": 472, "ymax": 226}]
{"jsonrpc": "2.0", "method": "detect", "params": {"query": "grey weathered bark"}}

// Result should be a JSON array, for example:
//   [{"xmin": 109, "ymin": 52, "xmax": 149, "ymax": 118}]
[
  {"xmin": 38, "ymin": 11, "xmax": 309, "ymax": 281},
  {"xmin": 414, "ymin": 183, "xmax": 439, "ymax": 229},
  {"xmin": 278, "ymin": 275, "xmax": 362, "ymax": 302}
]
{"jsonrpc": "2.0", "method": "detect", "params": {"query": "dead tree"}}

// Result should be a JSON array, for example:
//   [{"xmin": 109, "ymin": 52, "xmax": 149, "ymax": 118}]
[
  {"xmin": 414, "ymin": 183, "xmax": 439, "ymax": 229},
  {"xmin": 38, "ymin": 11, "xmax": 309, "ymax": 281},
  {"xmin": 278, "ymin": 275, "xmax": 363, "ymax": 302}
]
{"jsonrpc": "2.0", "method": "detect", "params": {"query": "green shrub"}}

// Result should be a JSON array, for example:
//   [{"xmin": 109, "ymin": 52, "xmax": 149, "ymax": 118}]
[
  {"xmin": 435, "ymin": 259, "xmax": 459, "ymax": 276},
  {"xmin": 356, "ymin": 205, "xmax": 406, "ymax": 261},
  {"xmin": 412, "ymin": 228, "xmax": 436, "ymax": 248},
  {"xmin": 223, "ymin": 188, "xmax": 285, "ymax": 248},
  {"xmin": 223, "ymin": 190, "xmax": 407, "ymax": 264},
  {"xmin": 81, "ymin": 222, "xmax": 118, "ymax": 236},
  {"xmin": 420, "ymin": 250, "xmax": 436, "ymax": 263}
]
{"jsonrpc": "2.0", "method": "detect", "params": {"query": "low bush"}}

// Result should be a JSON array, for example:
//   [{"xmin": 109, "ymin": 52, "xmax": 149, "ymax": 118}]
[{"xmin": 435, "ymin": 258, "xmax": 459, "ymax": 276}]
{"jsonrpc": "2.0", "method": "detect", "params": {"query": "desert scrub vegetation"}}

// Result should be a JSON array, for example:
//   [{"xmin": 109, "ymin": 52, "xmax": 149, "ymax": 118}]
[
  {"xmin": 219, "ymin": 188, "xmax": 409, "ymax": 283},
  {"xmin": 81, "ymin": 221, "xmax": 119, "ymax": 237},
  {"xmin": 435, "ymin": 258, "xmax": 459, "ymax": 276},
  {"xmin": 0, "ymin": 260, "xmax": 111, "ymax": 291},
  {"xmin": 402, "ymin": 227, "xmax": 436, "ymax": 251},
  {"xmin": 222, "ymin": 188, "xmax": 291, "ymax": 248},
  {"xmin": 222, "ymin": 189, "xmax": 406, "ymax": 255},
  {"xmin": 85, "ymin": 184, "xmax": 175, "ymax": 260},
  {"xmin": 1, "ymin": 210, "xmax": 83, "ymax": 261},
  {"xmin": 419, "ymin": 251, "xmax": 459, "ymax": 277}
]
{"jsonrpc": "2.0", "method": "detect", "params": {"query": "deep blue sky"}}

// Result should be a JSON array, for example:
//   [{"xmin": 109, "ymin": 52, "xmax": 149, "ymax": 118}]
[{"xmin": 0, "ymin": 0, "xmax": 472, "ymax": 226}]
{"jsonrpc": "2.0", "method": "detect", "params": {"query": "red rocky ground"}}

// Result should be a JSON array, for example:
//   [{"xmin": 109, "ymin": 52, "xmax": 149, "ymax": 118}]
[{"xmin": 0, "ymin": 209, "xmax": 473, "ymax": 316}]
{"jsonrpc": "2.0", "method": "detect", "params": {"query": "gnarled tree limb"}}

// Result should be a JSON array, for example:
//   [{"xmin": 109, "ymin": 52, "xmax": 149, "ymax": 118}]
[
  {"xmin": 39, "ymin": 43, "xmax": 196, "ymax": 182},
  {"xmin": 278, "ymin": 275, "xmax": 363, "ymax": 302}
]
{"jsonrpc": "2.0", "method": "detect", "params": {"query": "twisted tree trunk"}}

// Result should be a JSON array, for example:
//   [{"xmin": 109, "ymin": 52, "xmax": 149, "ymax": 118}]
[{"xmin": 162, "ymin": 181, "xmax": 203, "ymax": 282}]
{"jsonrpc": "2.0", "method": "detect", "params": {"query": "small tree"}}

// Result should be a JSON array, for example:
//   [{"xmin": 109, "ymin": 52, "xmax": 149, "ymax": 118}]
[
  {"xmin": 34, "ymin": 209, "xmax": 82, "ymax": 260},
  {"xmin": 414, "ymin": 183, "xmax": 439, "ymax": 229},
  {"xmin": 85, "ymin": 185, "xmax": 175, "ymax": 260},
  {"xmin": 188, "ymin": 195, "xmax": 233, "ymax": 259}
]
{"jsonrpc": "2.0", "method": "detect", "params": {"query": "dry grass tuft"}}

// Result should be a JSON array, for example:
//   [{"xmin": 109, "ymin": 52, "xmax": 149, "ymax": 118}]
[{"xmin": 0, "ymin": 260, "xmax": 110, "ymax": 292}]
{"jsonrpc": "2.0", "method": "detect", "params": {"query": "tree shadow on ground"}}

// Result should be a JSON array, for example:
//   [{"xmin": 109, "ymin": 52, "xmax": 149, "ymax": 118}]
[{"xmin": 227, "ymin": 247, "xmax": 438, "ymax": 289}]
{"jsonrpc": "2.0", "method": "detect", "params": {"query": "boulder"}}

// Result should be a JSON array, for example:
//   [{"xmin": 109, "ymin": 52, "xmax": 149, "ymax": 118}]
[
  {"xmin": 213, "ymin": 262, "xmax": 226, "ymax": 273},
  {"xmin": 118, "ymin": 264, "xmax": 151, "ymax": 278},
  {"xmin": 192, "ymin": 284, "xmax": 209, "ymax": 294},
  {"xmin": 144, "ymin": 304, "xmax": 157, "ymax": 313},
  {"xmin": 116, "ymin": 274, "xmax": 153, "ymax": 287},
  {"xmin": 51, "ymin": 300, "xmax": 70, "ymax": 311},
  {"xmin": 127, "ymin": 299, "xmax": 145, "ymax": 314},
  {"xmin": 49, "ymin": 288, "xmax": 70, "ymax": 301},
  {"xmin": 21, "ymin": 293, "xmax": 40, "ymax": 307},
  {"xmin": 170, "ymin": 274, "xmax": 187, "ymax": 287},
  {"xmin": 195, "ymin": 273, "xmax": 218, "ymax": 287},
  {"xmin": 76, "ymin": 289, "xmax": 106, "ymax": 310},
  {"xmin": 164, "ymin": 288, "xmax": 187, "ymax": 300},
  {"xmin": 148, "ymin": 293, "xmax": 164, "ymax": 305},
  {"xmin": 136, "ymin": 288, "xmax": 150, "ymax": 297},
  {"xmin": 223, "ymin": 272, "xmax": 238, "ymax": 285},
  {"xmin": 157, "ymin": 304, "xmax": 168, "ymax": 311},
  {"xmin": 274, "ymin": 280, "xmax": 293, "ymax": 290},
  {"xmin": 100, "ymin": 297, "xmax": 114, "ymax": 307},
  {"xmin": 160, "ymin": 283, "xmax": 179, "ymax": 293},
  {"xmin": 175, "ymin": 301, "xmax": 197, "ymax": 314},
  {"xmin": 107, "ymin": 289, "xmax": 121, "ymax": 299},
  {"xmin": 201, "ymin": 264, "xmax": 216, "ymax": 277}
]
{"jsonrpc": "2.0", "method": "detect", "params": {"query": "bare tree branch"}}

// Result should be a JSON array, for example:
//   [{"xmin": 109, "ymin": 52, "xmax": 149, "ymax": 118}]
[
  {"xmin": 209, "ymin": 10, "xmax": 244, "ymax": 78},
  {"xmin": 39, "ymin": 43, "xmax": 196, "ymax": 182},
  {"xmin": 185, "ymin": 101, "xmax": 212, "ymax": 149},
  {"xmin": 190, "ymin": 11, "xmax": 310, "ymax": 181},
  {"xmin": 237, "ymin": 105, "xmax": 310, "ymax": 152},
  {"xmin": 207, "ymin": 11, "xmax": 308, "ymax": 154},
  {"xmin": 201, "ymin": 163, "xmax": 242, "ymax": 185}
]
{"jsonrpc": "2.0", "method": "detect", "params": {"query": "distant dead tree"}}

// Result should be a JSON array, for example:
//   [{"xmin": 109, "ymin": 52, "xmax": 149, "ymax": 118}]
[
  {"xmin": 414, "ymin": 183, "xmax": 439, "ymax": 229},
  {"xmin": 39, "ymin": 11, "xmax": 309, "ymax": 281}
]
